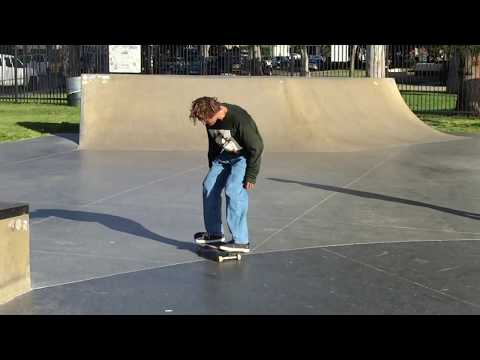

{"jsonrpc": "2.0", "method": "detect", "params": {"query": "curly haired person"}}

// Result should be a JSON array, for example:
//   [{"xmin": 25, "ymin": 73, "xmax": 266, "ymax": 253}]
[{"xmin": 190, "ymin": 97, "xmax": 264, "ymax": 253}]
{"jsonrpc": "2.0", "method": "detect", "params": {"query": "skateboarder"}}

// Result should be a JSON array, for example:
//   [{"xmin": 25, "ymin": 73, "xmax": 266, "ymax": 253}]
[{"xmin": 189, "ymin": 97, "xmax": 264, "ymax": 253}]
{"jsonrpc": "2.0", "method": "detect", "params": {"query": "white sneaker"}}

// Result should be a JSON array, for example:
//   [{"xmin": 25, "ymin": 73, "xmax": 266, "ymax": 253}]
[{"xmin": 194, "ymin": 232, "xmax": 226, "ymax": 244}]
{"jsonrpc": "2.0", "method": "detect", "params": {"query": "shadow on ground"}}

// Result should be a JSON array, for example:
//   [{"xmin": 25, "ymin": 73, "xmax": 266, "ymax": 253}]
[
  {"xmin": 30, "ymin": 209, "xmax": 197, "ymax": 253},
  {"xmin": 17, "ymin": 122, "xmax": 79, "ymax": 143},
  {"xmin": 267, "ymin": 178, "xmax": 480, "ymax": 220}
]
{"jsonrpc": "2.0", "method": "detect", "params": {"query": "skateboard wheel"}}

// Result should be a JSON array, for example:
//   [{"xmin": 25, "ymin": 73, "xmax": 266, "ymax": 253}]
[{"xmin": 218, "ymin": 257, "xmax": 224, "ymax": 263}]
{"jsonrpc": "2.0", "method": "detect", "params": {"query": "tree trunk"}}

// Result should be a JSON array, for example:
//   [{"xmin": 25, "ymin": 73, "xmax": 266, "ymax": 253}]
[
  {"xmin": 349, "ymin": 45, "xmax": 358, "ymax": 77},
  {"xmin": 300, "ymin": 46, "xmax": 310, "ymax": 77},
  {"xmin": 253, "ymin": 45, "xmax": 263, "ymax": 76},
  {"xmin": 457, "ymin": 50, "xmax": 480, "ymax": 115},
  {"xmin": 199, "ymin": 45, "xmax": 209, "ymax": 75},
  {"xmin": 68, "ymin": 45, "xmax": 81, "ymax": 77},
  {"xmin": 366, "ymin": 45, "xmax": 386, "ymax": 78},
  {"xmin": 446, "ymin": 51, "xmax": 460, "ymax": 93}
]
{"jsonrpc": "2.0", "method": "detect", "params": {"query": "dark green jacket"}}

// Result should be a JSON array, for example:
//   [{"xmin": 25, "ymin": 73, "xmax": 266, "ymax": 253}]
[{"xmin": 206, "ymin": 103, "xmax": 264, "ymax": 184}]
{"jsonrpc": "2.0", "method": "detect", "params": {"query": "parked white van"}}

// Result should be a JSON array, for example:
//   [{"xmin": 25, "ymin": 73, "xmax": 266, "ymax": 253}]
[{"xmin": 0, "ymin": 54, "xmax": 33, "ymax": 87}]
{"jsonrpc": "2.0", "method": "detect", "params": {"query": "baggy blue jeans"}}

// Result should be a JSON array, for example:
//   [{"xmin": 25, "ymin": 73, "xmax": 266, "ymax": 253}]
[{"xmin": 203, "ymin": 152, "xmax": 249, "ymax": 244}]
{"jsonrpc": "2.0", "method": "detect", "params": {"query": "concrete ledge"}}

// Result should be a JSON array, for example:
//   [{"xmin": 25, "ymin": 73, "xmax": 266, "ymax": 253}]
[{"xmin": 0, "ymin": 203, "xmax": 30, "ymax": 305}]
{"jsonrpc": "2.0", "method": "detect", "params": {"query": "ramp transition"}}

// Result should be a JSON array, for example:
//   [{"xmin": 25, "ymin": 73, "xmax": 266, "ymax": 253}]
[{"xmin": 79, "ymin": 75, "xmax": 456, "ymax": 152}]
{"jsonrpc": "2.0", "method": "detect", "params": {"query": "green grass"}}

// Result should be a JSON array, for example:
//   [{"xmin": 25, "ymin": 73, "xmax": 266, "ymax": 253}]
[
  {"xmin": 401, "ymin": 91, "xmax": 457, "ymax": 112},
  {"xmin": 1, "ymin": 97, "xmax": 479, "ymax": 144},
  {"xmin": 0, "ymin": 103, "xmax": 80, "ymax": 142},
  {"xmin": 418, "ymin": 114, "xmax": 480, "ymax": 134},
  {"xmin": 400, "ymin": 91, "xmax": 480, "ymax": 133}
]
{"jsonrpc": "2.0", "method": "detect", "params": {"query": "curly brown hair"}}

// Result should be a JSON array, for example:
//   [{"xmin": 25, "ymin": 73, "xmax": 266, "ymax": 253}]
[{"xmin": 189, "ymin": 96, "xmax": 222, "ymax": 124}]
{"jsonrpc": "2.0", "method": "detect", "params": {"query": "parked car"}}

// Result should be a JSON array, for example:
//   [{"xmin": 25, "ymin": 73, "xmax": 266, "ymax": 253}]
[
  {"xmin": 308, "ymin": 55, "xmax": 326, "ymax": 71},
  {"xmin": 186, "ymin": 59, "xmax": 202, "ymax": 75},
  {"xmin": 272, "ymin": 56, "xmax": 291, "ymax": 70},
  {"xmin": 24, "ymin": 54, "xmax": 50, "ymax": 75},
  {"xmin": 0, "ymin": 54, "xmax": 33, "ymax": 87}
]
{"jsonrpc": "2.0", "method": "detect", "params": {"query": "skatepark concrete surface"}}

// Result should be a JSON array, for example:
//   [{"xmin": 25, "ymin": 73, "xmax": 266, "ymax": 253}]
[
  {"xmin": 1, "ymin": 75, "xmax": 479, "ymax": 314},
  {"xmin": 1, "ymin": 132, "xmax": 480, "ymax": 314}
]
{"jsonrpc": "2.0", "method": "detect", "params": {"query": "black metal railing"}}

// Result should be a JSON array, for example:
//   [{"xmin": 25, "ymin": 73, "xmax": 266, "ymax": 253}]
[
  {"xmin": 0, "ymin": 45, "xmax": 70, "ymax": 104},
  {"xmin": 1, "ymin": 45, "xmax": 478, "ymax": 116}
]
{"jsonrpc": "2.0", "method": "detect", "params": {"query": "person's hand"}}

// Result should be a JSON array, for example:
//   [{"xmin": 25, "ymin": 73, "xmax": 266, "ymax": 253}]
[{"xmin": 244, "ymin": 182, "xmax": 255, "ymax": 190}]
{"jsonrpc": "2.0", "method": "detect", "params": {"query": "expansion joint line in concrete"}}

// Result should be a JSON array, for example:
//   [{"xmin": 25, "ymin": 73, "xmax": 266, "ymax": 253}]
[
  {"xmin": 253, "ymin": 149, "xmax": 405, "ymax": 251},
  {"xmin": 320, "ymin": 246, "xmax": 480, "ymax": 310},
  {"xmin": 2, "ymin": 149, "xmax": 79, "ymax": 167},
  {"xmin": 32, "ymin": 238, "xmax": 480, "ymax": 291},
  {"xmin": 30, "ymin": 165, "xmax": 205, "ymax": 226}
]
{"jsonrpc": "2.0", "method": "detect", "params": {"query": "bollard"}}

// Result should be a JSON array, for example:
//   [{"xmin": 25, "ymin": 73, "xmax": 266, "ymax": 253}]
[{"xmin": 0, "ymin": 202, "xmax": 31, "ymax": 305}]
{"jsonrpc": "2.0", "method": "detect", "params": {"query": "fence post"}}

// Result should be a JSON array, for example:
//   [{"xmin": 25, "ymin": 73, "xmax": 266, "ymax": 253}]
[
  {"xmin": 251, "ymin": 45, "xmax": 255, "ymax": 76},
  {"xmin": 290, "ymin": 45, "xmax": 294, "ymax": 76},
  {"xmin": 14, "ymin": 46, "xmax": 18, "ymax": 103},
  {"xmin": 23, "ymin": 45, "xmax": 28, "ymax": 101}
]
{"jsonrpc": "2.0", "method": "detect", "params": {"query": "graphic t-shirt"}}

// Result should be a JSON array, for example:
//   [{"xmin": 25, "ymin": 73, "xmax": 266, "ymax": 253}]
[{"xmin": 206, "ymin": 103, "xmax": 264, "ymax": 184}]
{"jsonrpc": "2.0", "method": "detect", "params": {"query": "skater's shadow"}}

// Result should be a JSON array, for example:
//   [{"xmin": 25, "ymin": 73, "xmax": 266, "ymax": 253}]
[
  {"xmin": 267, "ymin": 178, "xmax": 480, "ymax": 220},
  {"xmin": 30, "ymin": 209, "xmax": 197, "ymax": 253}
]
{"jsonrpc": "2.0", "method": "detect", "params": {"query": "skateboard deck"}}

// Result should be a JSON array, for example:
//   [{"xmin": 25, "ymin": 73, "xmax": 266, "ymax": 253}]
[
  {"xmin": 194, "ymin": 233, "xmax": 242, "ymax": 262},
  {"xmin": 197, "ymin": 244, "xmax": 242, "ymax": 262}
]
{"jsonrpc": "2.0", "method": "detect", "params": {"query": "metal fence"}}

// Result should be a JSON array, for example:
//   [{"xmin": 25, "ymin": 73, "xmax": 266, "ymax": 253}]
[
  {"xmin": 0, "ymin": 45, "xmax": 478, "ymax": 116},
  {"xmin": 0, "ymin": 45, "xmax": 109, "ymax": 104},
  {"xmin": 0, "ymin": 45, "xmax": 68, "ymax": 104}
]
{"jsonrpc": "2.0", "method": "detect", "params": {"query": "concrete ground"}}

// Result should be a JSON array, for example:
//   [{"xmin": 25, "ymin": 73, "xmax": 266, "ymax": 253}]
[{"xmin": 1, "ymin": 133, "xmax": 480, "ymax": 314}]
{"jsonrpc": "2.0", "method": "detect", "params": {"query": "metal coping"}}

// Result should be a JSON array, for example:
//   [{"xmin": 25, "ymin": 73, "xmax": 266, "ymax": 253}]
[{"xmin": 0, "ymin": 202, "xmax": 29, "ymax": 220}]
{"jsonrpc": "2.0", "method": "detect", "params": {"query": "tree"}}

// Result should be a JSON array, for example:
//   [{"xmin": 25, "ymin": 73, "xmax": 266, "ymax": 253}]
[
  {"xmin": 252, "ymin": 45, "xmax": 263, "ymax": 75},
  {"xmin": 300, "ymin": 45, "xmax": 310, "ymax": 77},
  {"xmin": 199, "ymin": 45, "xmax": 209, "ymax": 75},
  {"xmin": 291, "ymin": 45, "xmax": 310, "ymax": 77},
  {"xmin": 67, "ymin": 45, "xmax": 81, "ymax": 77},
  {"xmin": 366, "ymin": 45, "xmax": 386, "ymax": 78},
  {"xmin": 261, "ymin": 46, "xmax": 272, "ymax": 58},
  {"xmin": 350, "ymin": 45, "xmax": 358, "ymax": 77},
  {"xmin": 446, "ymin": 45, "xmax": 480, "ymax": 115}
]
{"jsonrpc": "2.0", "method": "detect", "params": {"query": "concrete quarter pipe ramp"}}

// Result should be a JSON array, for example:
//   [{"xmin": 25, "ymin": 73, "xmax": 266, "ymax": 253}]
[{"xmin": 79, "ymin": 74, "xmax": 456, "ymax": 152}]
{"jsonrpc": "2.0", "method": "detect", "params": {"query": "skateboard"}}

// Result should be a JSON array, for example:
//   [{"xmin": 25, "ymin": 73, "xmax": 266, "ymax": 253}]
[
  {"xmin": 197, "ymin": 244, "xmax": 242, "ymax": 262},
  {"xmin": 194, "ymin": 234, "xmax": 242, "ymax": 263}
]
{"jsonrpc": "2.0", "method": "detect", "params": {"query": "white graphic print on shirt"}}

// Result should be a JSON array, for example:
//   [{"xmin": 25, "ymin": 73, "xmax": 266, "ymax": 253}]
[{"xmin": 208, "ymin": 129, "xmax": 243, "ymax": 153}]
